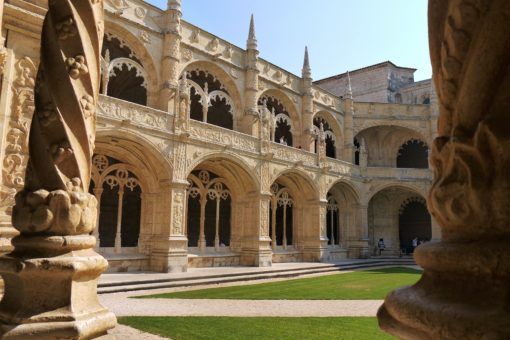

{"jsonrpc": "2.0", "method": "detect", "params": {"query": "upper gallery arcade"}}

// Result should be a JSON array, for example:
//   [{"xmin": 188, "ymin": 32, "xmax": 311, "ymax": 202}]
[{"xmin": 0, "ymin": 0, "xmax": 439, "ymax": 272}]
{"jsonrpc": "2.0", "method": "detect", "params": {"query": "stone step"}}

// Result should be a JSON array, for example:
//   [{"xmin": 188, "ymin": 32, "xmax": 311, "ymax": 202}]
[
  {"xmin": 99, "ymin": 258, "xmax": 415, "ymax": 288},
  {"xmin": 98, "ymin": 259, "xmax": 416, "ymax": 294}
]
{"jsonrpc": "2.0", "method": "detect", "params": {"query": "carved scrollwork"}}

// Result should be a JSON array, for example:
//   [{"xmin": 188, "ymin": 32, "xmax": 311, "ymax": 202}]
[{"xmin": 1, "ymin": 57, "xmax": 37, "ymax": 214}]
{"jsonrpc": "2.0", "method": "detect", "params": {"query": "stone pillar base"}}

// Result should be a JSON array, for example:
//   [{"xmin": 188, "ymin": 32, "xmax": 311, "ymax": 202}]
[
  {"xmin": 347, "ymin": 240, "xmax": 370, "ymax": 258},
  {"xmin": 0, "ymin": 235, "xmax": 117, "ymax": 339},
  {"xmin": 150, "ymin": 236, "xmax": 188, "ymax": 273},
  {"xmin": 378, "ymin": 241, "xmax": 510, "ymax": 339},
  {"xmin": 240, "ymin": 248, "xmax": 272, "ymax": 267}
]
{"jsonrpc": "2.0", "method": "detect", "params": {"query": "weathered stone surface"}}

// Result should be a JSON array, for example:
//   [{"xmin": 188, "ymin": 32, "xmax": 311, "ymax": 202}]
[
  {"xmin": 0, "ymin": 0, "xmax": 117, "ymax": 338},
  {"xmin": 378, "ymin": 0, "xmax": 510, "ymax": 338}
]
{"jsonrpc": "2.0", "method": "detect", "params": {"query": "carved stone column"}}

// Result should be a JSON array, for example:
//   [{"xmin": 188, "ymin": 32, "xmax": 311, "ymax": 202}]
[
  {"xmin": 240, "ymin": 193, "xmax": 272, "ymax": 267},
  {"xmin": 378, "ymin": 1, "xmax": 510, "ymax": 338},
  {"xmin": 151, "ymin": 181, "xmax": 189, "ymax": 272},
  {"xmin": 0, "ymin": 1, "xmax": 117, "ymax": 338}
]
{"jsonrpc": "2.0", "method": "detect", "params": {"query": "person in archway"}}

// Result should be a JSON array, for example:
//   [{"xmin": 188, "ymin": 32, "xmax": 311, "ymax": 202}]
[
  {"xmin": 378, "ymin": 238, "xmax": 386, "ymax": 256},
  {"xmin": 412, "ymin": 237, "xmax": 419, "ymax": 253}
]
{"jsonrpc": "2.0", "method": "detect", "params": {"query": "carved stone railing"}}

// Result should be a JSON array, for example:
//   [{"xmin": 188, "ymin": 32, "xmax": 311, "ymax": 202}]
[
  {"xmin": 325, "ymin": 158, "xmax": 361, "ymax": 177},
  {"xmin": 270, "ymin": 142, "xmax": 317, "ymax": 167},
  {"xmin": 354, "ymin": 102, "xmax": 431, "ymax": 118},
  {"xmin": 365, "ymin": 167, "xmax": 432, "ymax": 181},
  {"xmin": 188, "ymin": 120, "xmax": 259, "ymax": 154},
  {"xmin": 98, "ymin": 95, "xmax": 172, "ymax": 131}
]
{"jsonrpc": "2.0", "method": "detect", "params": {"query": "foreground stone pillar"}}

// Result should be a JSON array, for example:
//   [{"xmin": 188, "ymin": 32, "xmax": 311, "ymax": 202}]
[
  {"xmin": 0, "ymin": 1, "xmax": 117, "ymax": 338},
  {"xmin": 378, "ymin": 0, "xmax": 510, "ymax": 338}
]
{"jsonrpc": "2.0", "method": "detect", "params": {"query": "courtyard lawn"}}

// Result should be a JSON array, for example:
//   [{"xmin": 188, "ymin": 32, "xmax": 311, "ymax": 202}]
[
  {"xmin": 119, "ymin": 316, "xmax": 393, "ymax": 340},
  {"xmin": 137, "ymin": 267, "xmax": 421, "ymax": 300}
]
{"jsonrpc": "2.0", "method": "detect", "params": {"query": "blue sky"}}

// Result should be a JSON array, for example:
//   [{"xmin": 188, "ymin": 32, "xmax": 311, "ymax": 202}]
[{"xmin": 147, "ymin": 0, "xmax": 431, "ymax": 81}]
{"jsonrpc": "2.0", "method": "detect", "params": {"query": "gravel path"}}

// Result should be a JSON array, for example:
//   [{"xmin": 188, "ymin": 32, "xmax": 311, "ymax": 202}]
[
  {"xmin": 100, "ymin": 293, "xmax": 383, "ymax": 317},
  {"xmin": 108, "ymin": 324, "xmax": 168, "ymax": 339}
]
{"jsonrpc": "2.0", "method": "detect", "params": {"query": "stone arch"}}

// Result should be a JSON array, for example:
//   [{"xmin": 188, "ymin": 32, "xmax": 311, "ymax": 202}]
[
  {"xmin": 95, "ymin": 129, "xmax": 172, "ymax": 190},
  {"xmin": 354, "ymin": 122, "xmax": 428, "ymax": 142},
  {"xmin": 270, "ymin": 168, "xmax": 319, "ymax": 199},
  {"xmin": 181, "ymin": 61, "xmax": 243, "ymax": 131},
  {"xmin": 366, "ymin": 182, "xmax": 426, "ymax": 205},
  {"xmin": 367, "ymin": 185, "xmax": 430, "ymax": 256},
  {"xmin": 185, "ymin": 152, "xmax": 259, "ymax": 191},
  {"xmin": 92, "ymin": 129, "xmax": 173, "ymax": 260},
  {"xmin": 185, "ymin": 154, "xmax": 259, "ymax": 257},
  {"xmin": 397, "ymin": 138, "xmax": 429, "ymax": 168},
  {"xmin": 325, "ymin": 180, "xmax": 361, "ymax": 250},
  {"xmin": 313, "ymin": 110, "xmax": 342, "ymax": 158},
  {"xmin": 258, "ymin": 89, "xmax": 301, "ymax": 146},
  {"xmin": 354, "ymin": 125, "xmax": 429, "ymax": 167},
  {"xmin": 104, "ymin": 21, "xmax": 159, "ymax": 107},
  {"xmin": 326, "ymin": 179, "xmax": 361, "ymax": 203}
]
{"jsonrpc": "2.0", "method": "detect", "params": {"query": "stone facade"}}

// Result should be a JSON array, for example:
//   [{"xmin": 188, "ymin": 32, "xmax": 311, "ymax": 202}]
[
  {"xmin": 315, "ymin": 61, "xmax": 432, "ymax": 105},
  {"xmin": 0, "ymin": 0, "xmax": 439, "ymax": 273}
]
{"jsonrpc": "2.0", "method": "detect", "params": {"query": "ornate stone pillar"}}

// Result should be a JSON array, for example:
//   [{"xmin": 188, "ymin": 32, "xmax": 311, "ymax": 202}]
[
  {"xmin": 243, "ymin": 15, "xmax": 260, "ymax": 136},
  {"xmin": 93, "ymin": 187, "xmax": 103, "ymax": 249},
  {"xmin": 114, "ymin": 187, "xmax": 124, "ymax": 254},
  {"xmin": 301, "ymin": 199, "xmax": 329, "ymax": 262},
  {"xmin": 0, "ymin": 1, "xmax": 117, "ymax": 337},
  {"xmin": 240, "ymin": 193, "xmax": 272, "ymax": 267},
  {"xmin": 343, "ymin": 74, "xmax": 355, "ymax": 163},
  {"xmin": 378, "ymin": 1, "xmax": 510, "ymax": 338},
  {"xmin": 151, "ymin": 181, "xmax": 188, "ymax": 272},
  {"xmin": 158, "ymin": 0, "xmax": 182, "ymax": 113},
  {"xmin": 301, "ymin": 47, "xmax": 315, "ymax": 152}
]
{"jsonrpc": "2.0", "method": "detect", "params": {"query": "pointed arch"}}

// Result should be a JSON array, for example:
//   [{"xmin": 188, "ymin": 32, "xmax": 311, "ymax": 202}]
[
  {"xmin": 104, "ymin": 21, "xmax": 159, "ymax": 107},
  {"xmin": 181, "ymin": 61, "xmax": 242, "ymax": 130}
]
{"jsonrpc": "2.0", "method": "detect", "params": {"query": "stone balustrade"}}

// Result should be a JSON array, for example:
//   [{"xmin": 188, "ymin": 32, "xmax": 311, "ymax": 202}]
[
  {"xmin": 354, "ymin": 101, "xmax": 430, "ymax": 118},
  {"xmin": 365, "ymin": 167, "xmax": 432, "ymax": 181},
  {"xmin": 97, "ymin": 95, "xmax": 431, "ymax": 184},
  {"xmin": 98, "ymin": 94, "xmax": 172, "ymax": 131},
  {"xmin": 188, "ymin": 120, "xmax": 260, "ymax": 154}
]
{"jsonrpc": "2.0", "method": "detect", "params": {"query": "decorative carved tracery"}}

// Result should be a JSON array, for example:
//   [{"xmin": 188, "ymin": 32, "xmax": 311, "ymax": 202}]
[
  {"xmin": 187, "ymin": 170, "xmax": 231, "ymax": 251},
  {"xmin": 91, "ymin": 154, "xmax": 141, "ymax": 253},
  {"xmin": 259, "ymin": 95, "xmax": 294, "ymax": 146},
  {"xmin": 184, "ymin": 69, "xmax": 235, "ymax": 130},
  {"xmin": 269, "ymin": 183, "xmax": 294, "ymax": 249}
]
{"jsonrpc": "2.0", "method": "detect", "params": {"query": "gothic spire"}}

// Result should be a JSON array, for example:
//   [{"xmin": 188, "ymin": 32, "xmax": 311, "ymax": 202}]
[
  {"xmin": 346, "ymin": 70, "xmax": 353, "ymax": 99},
  {"xmin": 302, "ymin": 46, "xmax": 311, "ymax": 79},
  {"xmin": 247, "ymin": 14, "xmax": 258, "ymax": 50}
]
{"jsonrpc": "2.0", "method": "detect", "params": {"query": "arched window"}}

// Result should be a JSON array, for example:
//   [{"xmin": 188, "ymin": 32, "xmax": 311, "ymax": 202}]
[
  {"xmin": 90, "ymin": 155, "xmax": 142, "ymax": 253},
  {"xmin": 184, "ymin": 69, "xmax": 234, "ymax": 130},
  {"xmin": 101, "ymin": 34, "xmax": 147, "ymax": 105},
  {"xmin": 397, "ymin": 139, "xmax": 429, "ymax": 168},
  {"xmin": 313, "ymin": 116, "xmax": 336, "ymax": 158},
  {"xmin": 353, "ymin": 138, "xmax": 360, "ymax": 165},
  {"xmin": 187, "ymin": 170, "xmax": 232, "ymax": 251},
  {"xmin": 269, "ymin": 183, "xmax": 294, "ymax": 249},
  {"xmin": 259, "ymin": 95, "xmax": 293, "ymax": 147},
  {"xmin": 399, "ymin": 197, "xmax": 431, "ymax": 254}
]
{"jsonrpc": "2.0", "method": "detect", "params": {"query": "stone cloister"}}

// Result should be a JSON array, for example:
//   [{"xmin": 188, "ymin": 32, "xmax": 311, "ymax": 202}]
[
  {"xmin": 0, "ymin": 0, "xmax": 507, "ymax": 338},
  {"xmin": 0, "ymin": 0, "xmax": 439, "ymax": 274}
]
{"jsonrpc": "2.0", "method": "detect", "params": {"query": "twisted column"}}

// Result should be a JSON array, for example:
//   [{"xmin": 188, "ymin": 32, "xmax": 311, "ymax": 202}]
[
  {"xmin": 378, "ymin": 0, "xmax": 510, "ymax": 338},
  {"xmin": 0, "ymin": 1, "xmax": 117, "ymax": 338}
]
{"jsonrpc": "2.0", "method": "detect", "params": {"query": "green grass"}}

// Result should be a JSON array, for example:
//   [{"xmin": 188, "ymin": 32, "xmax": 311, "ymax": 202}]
[
  {"xmin": 136, "ymin": 267, "xmax": 421, "ymax": 300},
  {"xmin": 119, "ymin": 316, "xmax": 394, "ymax": 340}
]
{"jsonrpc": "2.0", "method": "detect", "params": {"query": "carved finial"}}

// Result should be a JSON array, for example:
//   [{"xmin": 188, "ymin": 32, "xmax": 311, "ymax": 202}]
[
  {"xmin": 302, "ymin": 46, "xmax": 311, "ymax": 79},
  {"xmin": 346, "ymin": 70, "xmax": 353, "ymax": 99},
  {"xmin": 247, "ymin": 14, "xmax": 257, "ymax": 50},
  {"xmin": 167, "ymin": 0, "xmax": 182, "ymax": 12}
]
